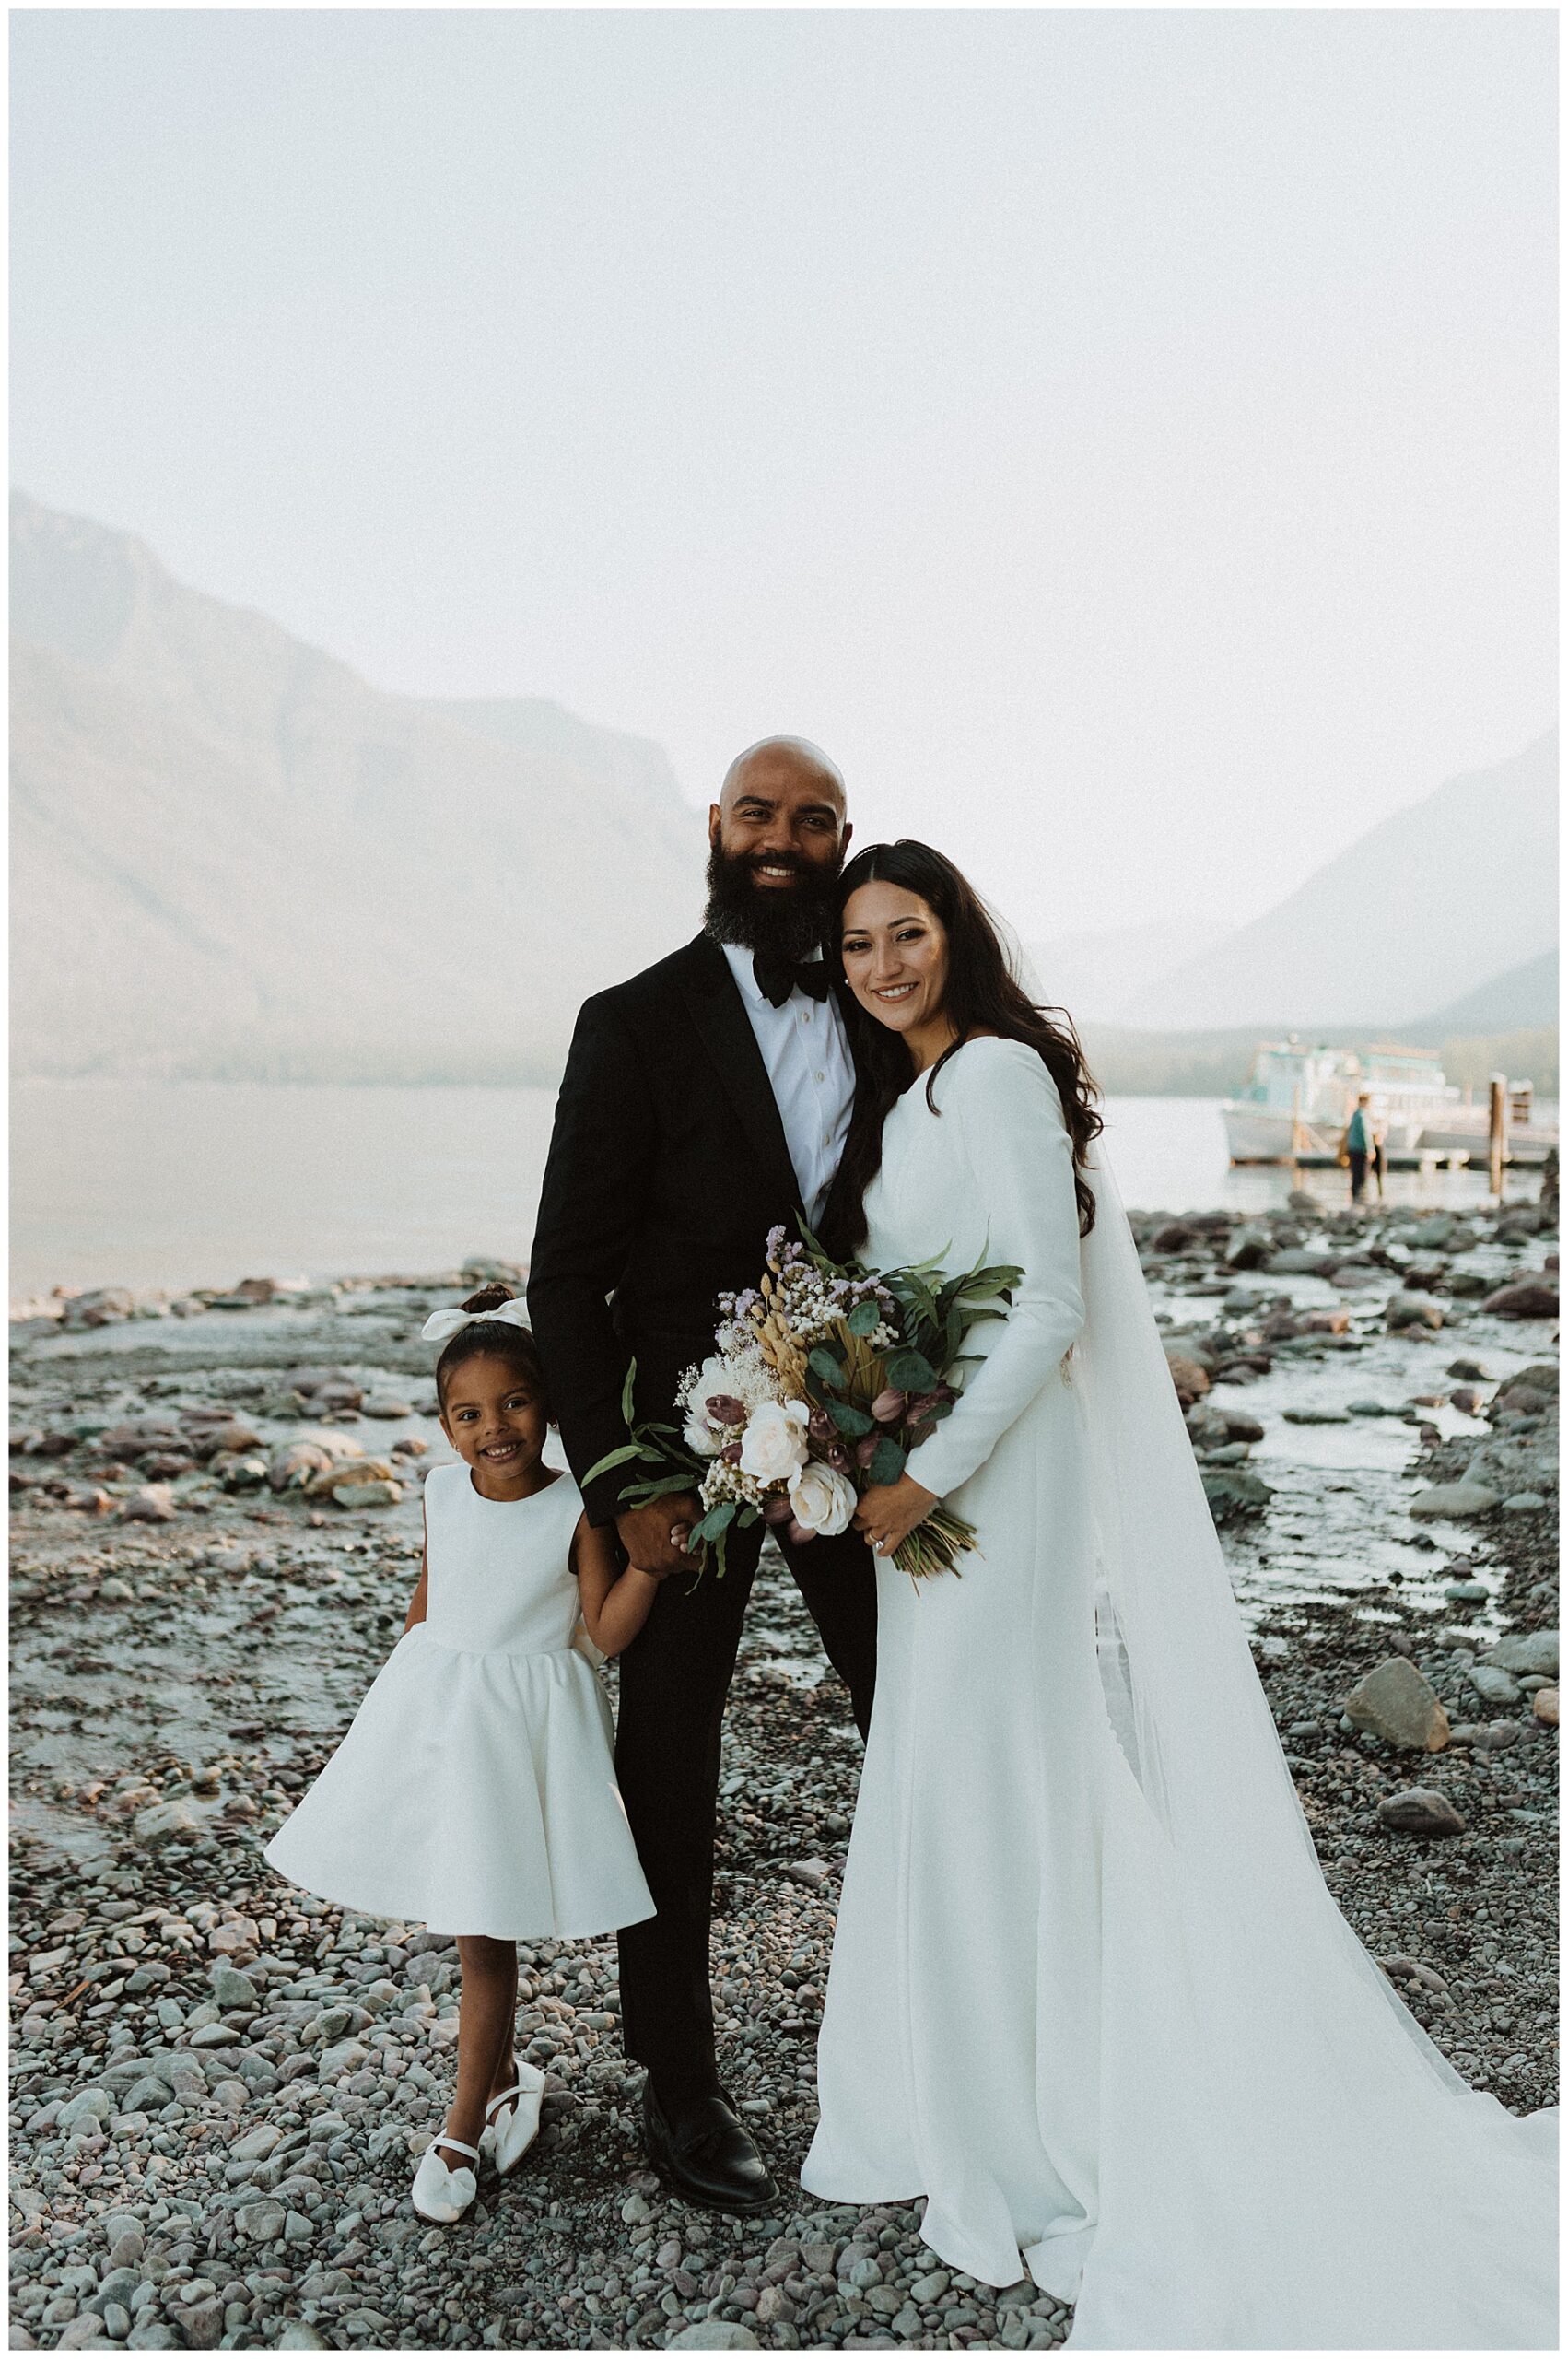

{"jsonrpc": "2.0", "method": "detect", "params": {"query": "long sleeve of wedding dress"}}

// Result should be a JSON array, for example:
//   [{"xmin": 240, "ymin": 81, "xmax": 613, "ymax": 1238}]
[{"xmin": 899, "ymin": 1041, "xmax": 1085, "ymax": 1502}]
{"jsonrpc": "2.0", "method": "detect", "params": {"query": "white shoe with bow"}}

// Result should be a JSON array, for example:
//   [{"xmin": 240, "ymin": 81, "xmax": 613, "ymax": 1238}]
[
  {"xmin": 485, "ymin": 2060, "xmax": 546, "ymax": 2176},
  {"xmin": 411, "ymin": 2133, "xmax": 480, "ymax": 2224}
]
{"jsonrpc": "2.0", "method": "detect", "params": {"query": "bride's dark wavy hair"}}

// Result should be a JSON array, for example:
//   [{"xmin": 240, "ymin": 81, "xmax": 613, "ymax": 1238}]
[{"xmin": 819, "ymin": 839, "xmax": 1103, "ymax": 1256}]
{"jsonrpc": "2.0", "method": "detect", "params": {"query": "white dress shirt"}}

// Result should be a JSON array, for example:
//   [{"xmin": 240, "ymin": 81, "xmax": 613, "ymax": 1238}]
[{"xmin": 721, "ymin": 942, "xmax": 856, "ymax": 1226}]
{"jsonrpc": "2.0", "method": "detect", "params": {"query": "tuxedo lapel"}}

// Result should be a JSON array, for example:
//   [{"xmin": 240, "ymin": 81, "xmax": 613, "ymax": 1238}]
[{"xmin": 677, "ymin": 935, "xmax": 801, "ymax": 1214}]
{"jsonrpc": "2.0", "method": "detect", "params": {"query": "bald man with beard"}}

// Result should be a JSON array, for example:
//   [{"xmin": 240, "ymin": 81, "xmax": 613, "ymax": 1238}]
[{"xmin": 529, "ymin": 737, "xmax": 878, "ymax": 2212}]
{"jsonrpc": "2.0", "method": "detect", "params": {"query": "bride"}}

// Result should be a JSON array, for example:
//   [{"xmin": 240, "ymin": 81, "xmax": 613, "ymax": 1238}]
[{"xmin": 799, "ymin": 839, "xmax": 1556, "ymax": 2349}]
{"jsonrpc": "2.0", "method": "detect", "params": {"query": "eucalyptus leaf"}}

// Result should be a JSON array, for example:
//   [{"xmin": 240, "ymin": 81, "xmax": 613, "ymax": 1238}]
[
  {"xmin": 827, "ymin": 1398, "xmax": 875, "ymax": 1438},
  {"xmin": 808, "ymin": 1345, "xmax": 846, "ymax": 1386},
  {"xmin": 869, "ymin": 1437, "xmax": 907, "ymax": 1485},
  {"xmin": 885, "ymin": 1348, "xmax": 939, "ymax": 1393},
  {"xmin": 691, "ymin": 1501, "xmax": 737, "ymax": 1546},
  {"xmin": 583, "ymin": 1440, "xmax": 645, "ymax": 1483},
  {"xmin": 616, "ymin": 1475, "xmax": 695, "ymax": 1503},
  {"xmin": 846, "ymin": 1297, "xmax": 881, "ymax": 1337}
]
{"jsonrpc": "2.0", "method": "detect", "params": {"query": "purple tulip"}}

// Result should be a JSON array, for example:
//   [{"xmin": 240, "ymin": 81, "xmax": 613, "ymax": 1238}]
[
  {"xmin": 871, "ymin": 1388, "xmax": 907, "ymax": 1425},
  {"xmin": 824, "ymin": 1443, "xmax": 852, "ymax": 1475},
  {"xmin": 762, "ymin": 1495, "xmax": 794, "ymax": 1526},
  {"xmin": 907, "ymin": 1391, "xmax": 942, "ymax": 1426},
  {"xmin": 807, "ymin": 1406, "xmax": 837, "ymax": 1445},
  {"xmin": 720, "ymin": 1441, "xmax": 743, "ymax": 1465},
  {"xmin": 787, "ymin": 1520, "xmax": 816, "ymax": 1547},
  {"xmin": 855, "ymin": 1435, "xmax": 880, "ymax": 1468},
  {"xmin": 705, "ymin": 1393, "xmax": 748, "ymax": 1426}
]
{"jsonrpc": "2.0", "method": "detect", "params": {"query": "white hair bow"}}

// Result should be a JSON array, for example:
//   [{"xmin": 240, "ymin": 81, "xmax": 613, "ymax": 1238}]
[{"xmin": 420, "ymin": 1299, "xmax": 532, "ymax": 1344}]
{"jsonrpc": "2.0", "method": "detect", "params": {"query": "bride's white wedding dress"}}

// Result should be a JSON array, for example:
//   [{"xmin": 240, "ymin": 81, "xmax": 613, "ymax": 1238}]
[{"xmin": 801, "ymin": 1037, "xmax": 1556, "ymax": 2348}]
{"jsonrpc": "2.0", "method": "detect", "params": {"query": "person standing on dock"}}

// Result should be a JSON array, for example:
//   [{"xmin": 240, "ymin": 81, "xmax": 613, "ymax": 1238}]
[{"xmin": 1341, "ymin": 1091, "xmax": 1375, "ymax": 1202}]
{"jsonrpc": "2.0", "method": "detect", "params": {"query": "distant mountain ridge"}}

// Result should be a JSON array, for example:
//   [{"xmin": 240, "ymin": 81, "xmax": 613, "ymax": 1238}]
[
  {"xmin": 1021, "ymin": 918, "xmax": 1231, "ymax": 1022},
  {"xmin": 1405, "ymin": 949, "xmax": 1559, "ymax": 1039},
  {"xmin": 1118, "ymin": 732, "xmax": 1558, "ymax": 1031},
  {"xmin": 10, "ymin": 493, "xmax": 707, "ymax": 1083}
]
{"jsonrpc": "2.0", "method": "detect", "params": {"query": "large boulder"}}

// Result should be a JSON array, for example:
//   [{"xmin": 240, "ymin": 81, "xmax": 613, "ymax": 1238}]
[
  {"xmin": 133, "ymin": 1798, "xmax": 205, "ymax": 1849},
  {"xmin": 97, "ymin": 1418, "xmax": 184, "ymax": 1460},
  {"xmin": 1387, "ymin": 1292, "xmax": 1445, "ymax": 1332},
  {"xmin": 1466, "ymin": 1664, "xmax": 1523, "ymax": 1708},
  {"xmin": 1483, "ymin": 1629, "xmax": 1559, "ymax": 1677},
  {"xmin": 1343, "ymin": 1658, "xmax": 1449, "ymax": 1751},
  {"xmin": 1408, "ymin": 1482, "xmax": 1501, "ymax": 1521},
  {"xmin": 1164, "ymin": 1350, "xmax": 1211, "ymax": 1409},
  {"xmin": 1377, "ymin": 1788, "xmax": 1466, "ymax": 1836},
  {"xmin": 120, "ymin": 1484, "xmax": 178, "ymax": 1524},
  {"xmin": 1200, "ymin": 1465, "xmax": 1270, "ymax": 1520},
  {"xmin": 1480, "ymin": 1280, "xmax": 1560, "ymax": 1319},
  {"xmin": 1494, "ymin": 1363, "xmax": 1559, "ymax": 1412},
  {"xmin": 61, "ymin": 1286, "xmax": 135, "ymax": 1330},
  {"xmin": 667, "ymin": 2330, "xmax": 761, "ymax": 2351}
]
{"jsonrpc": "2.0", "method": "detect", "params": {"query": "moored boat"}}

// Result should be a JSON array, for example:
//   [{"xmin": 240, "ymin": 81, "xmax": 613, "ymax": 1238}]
[{"xmin": 1222, "ymin": 1039, "xmax": 1557, "ymax": 1168}]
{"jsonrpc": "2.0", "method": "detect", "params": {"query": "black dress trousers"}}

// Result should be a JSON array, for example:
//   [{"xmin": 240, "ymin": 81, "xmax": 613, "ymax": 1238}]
[{"xmin": 614, "ymin": 1515, "xmax": 877, "ymax": 2094}]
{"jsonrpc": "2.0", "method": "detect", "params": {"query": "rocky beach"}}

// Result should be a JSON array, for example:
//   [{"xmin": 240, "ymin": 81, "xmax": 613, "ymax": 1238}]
[{"xmin": 9, "ymin": 1181, "xmax": 1560, "ymax": 2353}]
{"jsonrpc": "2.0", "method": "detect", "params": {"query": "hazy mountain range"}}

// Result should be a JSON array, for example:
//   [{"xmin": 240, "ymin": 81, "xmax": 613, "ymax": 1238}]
[
  {"xmin": 11, "ymin": 493, "xmax": 706, "ymax": 1083},
  {"xmin": 1031, "ymin": 735, "xmax": 1556, "ymax": 1031},
  {"xmin": 10, "ymin": 493, "xmax": 1558, "ymax": 1086}
]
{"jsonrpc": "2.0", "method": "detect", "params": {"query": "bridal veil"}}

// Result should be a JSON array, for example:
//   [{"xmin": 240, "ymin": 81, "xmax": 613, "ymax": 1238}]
[{"xmin": 1064, "ymin": 1144, "xmax": 1557, "ymax": 2346}]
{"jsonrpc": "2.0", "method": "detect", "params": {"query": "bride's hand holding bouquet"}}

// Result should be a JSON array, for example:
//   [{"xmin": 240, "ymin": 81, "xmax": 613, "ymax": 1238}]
[{"xmin": 587, "ymin": 1219, "xmax": 1021, "ymax": 1579}]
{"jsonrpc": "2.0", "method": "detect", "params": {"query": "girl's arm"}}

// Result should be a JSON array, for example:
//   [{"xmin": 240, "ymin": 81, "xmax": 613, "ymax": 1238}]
[
  {"xmin": 570, "ymin": 1516, "xmax": 665, "ymax": 1657},
  {"xmin": 404, "ymin": 1501, "xmax": 429, "ymax": 1632}
]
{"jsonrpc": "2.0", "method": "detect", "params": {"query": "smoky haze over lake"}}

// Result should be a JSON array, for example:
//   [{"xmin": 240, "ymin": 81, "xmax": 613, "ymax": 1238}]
[{"xmin": 11, "ymin": 1081, "xmax": 1541, "ymax": 1305}]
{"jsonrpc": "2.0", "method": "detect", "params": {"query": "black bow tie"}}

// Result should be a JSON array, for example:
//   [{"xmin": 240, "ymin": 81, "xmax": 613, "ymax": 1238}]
[{"xmin": 753, "ymin": 952, "xmax": 835, "ymax": 1009}]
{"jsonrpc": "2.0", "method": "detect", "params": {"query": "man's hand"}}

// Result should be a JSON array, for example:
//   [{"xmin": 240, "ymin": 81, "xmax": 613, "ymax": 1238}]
[{"xmin": 616, "ymin": 1496, "xmax": 702, "ymax": 1579}]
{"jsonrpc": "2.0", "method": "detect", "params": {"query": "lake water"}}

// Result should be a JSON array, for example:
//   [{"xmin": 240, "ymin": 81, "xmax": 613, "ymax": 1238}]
[{"xmin": 9, "ymin": 1077, "xmax": 1540, "ymax": 1303}]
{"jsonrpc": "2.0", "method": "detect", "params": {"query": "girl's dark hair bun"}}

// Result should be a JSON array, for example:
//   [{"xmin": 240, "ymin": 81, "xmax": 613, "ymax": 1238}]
[
  {"xmin": 435, "ymin": 1281, "xmax": 549, "ymax": 1416},
  {"xmin": 460, "ymin": 1282, "xmax": 516, "ymax": 1315}
]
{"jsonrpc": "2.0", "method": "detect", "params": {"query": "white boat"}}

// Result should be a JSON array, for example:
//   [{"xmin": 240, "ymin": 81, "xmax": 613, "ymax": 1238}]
[{"xmin": 1222, "ymin": 1040, "xmax": 1556, "ymax": 1168}]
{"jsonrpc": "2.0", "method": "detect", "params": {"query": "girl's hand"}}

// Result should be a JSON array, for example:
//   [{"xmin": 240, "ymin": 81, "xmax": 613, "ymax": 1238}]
[{"xmin": 854, "ymin": 1473, "xmax": 939, "ymax": 1558}]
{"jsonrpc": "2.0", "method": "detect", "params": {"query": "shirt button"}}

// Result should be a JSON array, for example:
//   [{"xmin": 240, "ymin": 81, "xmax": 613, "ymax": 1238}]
[
  {"xmin": 814, "ymin": 1070, "xmax": 825, "ymax": 1084},
  {"xmin": 802, "ymin": 1010, "xmax": 812, "ymax": 1024}
]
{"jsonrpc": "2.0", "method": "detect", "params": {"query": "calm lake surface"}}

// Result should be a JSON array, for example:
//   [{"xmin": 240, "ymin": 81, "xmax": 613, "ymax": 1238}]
[{"xmin": 9, "ymin": 1078, "xmax": 1539, "ymax": 1302}]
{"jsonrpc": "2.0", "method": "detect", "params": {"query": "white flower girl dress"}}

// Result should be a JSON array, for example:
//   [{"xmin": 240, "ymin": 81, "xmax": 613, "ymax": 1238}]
[{"xmin": 265, "ymin": 1461, "xmax": 653, "ymax": 1941}]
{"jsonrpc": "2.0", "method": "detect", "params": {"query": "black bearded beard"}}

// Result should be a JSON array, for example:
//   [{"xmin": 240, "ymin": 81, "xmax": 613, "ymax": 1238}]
[{"xmin": 703, "ymin": 839, "xmax": 843, "ymax": 964}]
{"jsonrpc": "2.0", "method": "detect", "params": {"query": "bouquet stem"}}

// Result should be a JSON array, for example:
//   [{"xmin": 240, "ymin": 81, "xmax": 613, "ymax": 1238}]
[{"xmin": 893, "ymin": 1505, "xmax": 978, "ymax": 1581}]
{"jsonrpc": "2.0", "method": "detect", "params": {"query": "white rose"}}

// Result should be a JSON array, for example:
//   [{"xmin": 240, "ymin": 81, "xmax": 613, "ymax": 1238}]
[
  {"xmin": 680, "ymin": 1356, "xmax": 737, "ymax": 1457},
  {"xmin": 738, "ymin": 1399, "xmax": 810, "ymax": 1485},
  {"xmin": 789, "ymin": 1461, "xmax": 859, "ymax": 1537}
]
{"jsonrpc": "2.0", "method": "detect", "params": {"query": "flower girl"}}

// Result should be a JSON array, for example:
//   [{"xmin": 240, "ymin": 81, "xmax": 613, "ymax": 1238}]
[{"xmin": 264, "ymin": 1285, "xmax": 658, "ymax": 2224}]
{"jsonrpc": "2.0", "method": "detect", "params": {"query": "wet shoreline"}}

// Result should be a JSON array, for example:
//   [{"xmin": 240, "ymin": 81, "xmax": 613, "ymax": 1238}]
[{"xmin": 9, "ymin": 1189, "xmax": 1559, "ymax": 2351}]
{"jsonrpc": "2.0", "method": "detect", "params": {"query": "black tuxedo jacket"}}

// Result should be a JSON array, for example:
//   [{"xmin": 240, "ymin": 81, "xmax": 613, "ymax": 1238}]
[{"xmin": 528, "ymin": 933, "xmax": 857, "ymax": 1525}]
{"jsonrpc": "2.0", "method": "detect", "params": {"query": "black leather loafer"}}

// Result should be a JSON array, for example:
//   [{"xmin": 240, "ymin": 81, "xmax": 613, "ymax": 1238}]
[{"xmin": 641, "ymin": 2076, "xmax": 779, "ymax": 2215}]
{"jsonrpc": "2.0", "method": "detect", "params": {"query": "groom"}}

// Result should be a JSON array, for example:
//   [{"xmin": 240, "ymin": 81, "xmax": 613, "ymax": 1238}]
[{"xmin": 528, "ymin": 736, "xmax": 878, "ymax": 2212}]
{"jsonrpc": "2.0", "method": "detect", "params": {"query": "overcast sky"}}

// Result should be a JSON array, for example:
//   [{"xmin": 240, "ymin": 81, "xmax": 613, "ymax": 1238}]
[{"xmin": 10, "ymin": 8, "xmax": 1556, "ymax": 941}]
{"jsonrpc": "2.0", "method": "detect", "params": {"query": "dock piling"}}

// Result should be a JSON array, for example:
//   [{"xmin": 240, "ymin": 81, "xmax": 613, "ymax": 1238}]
[{"xmin": 1488, "ymin": 1072, "xmax": 1508, "ymax": 1198}]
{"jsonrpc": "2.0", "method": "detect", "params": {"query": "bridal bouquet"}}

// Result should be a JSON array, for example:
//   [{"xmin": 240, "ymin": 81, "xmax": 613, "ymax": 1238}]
[{"xmin": 587, "ymin": 1223, "xmax": 1021, "ymax": 1579}]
